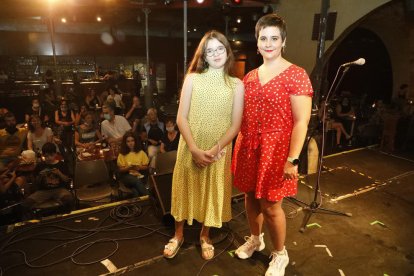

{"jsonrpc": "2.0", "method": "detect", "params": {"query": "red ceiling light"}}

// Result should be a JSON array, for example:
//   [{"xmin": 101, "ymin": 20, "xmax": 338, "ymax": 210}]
[{"xmin": 231, "ymin": 0, "xmax": 242, "ymax": 4}]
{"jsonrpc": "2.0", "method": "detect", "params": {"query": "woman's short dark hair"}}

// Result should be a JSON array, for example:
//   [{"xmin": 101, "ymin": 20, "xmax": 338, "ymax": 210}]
[
  {"xmin": 120, "ymin": 131, "xmax": 142, "ymax": 155},
  {"xmin": 255, "ymin": 14, "xmax": 287, "ymax": 42}
]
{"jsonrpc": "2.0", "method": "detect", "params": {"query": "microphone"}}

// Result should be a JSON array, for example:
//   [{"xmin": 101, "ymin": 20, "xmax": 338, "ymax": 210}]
[{"xmin": 340, "ymin": 58, "xmax": 366, "ymax": 67}]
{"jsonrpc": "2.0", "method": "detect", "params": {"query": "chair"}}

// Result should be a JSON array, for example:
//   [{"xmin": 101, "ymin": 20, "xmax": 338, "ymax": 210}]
[
  {"xmin": 73, "ymin": 159, "xmax": 114, "ymax": 207},
  {"xmin": 149, "ymin": 150, "xmax": 177, "ymax": 215}
]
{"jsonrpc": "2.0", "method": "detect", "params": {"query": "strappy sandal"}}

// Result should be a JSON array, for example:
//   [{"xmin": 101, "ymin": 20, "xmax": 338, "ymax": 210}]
[
  {"xmin": 163, "ymin": 238, "xmax": 184, "ymax": 259},
  {"xmin": 200, "ymin": 239, "xmax": 214, "ymax": 260}
]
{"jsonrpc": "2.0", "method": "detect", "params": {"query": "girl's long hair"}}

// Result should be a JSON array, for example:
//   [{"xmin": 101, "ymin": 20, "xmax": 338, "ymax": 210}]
[
  {"xmin": 186, "ymin": 30, "xmax": 235, "ymax": 88},
  {"xmin": 120, "ymin": 131, "xmax": 142, "ymax": 155}
]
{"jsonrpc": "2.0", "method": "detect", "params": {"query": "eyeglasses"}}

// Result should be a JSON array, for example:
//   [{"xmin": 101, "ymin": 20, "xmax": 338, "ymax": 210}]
[{"xmin": 205, "ymin": 46, "xmax": 226, "ymax": 57}]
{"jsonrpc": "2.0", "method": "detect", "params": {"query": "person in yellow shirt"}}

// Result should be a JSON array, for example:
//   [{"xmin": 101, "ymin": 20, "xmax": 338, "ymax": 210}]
[{"xmin": 117, "ymin": 131, "xmax": 149, "ymax": 196}]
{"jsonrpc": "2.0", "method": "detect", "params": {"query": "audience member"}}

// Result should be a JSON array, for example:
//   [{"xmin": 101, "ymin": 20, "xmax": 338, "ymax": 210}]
[
  {"xmin": 143, "ymin": 108, "xmax": 165, "ymax": 166},
  {"xmin": 101, "ymin": 101, "xmax": 131, "ymax": 145},
  {"xmin": 74, "ymin": 104, "xmax": 88, "ymax": 126},
  {"xmin": 55, "ymin": 99, "xmax": 75, "ymax": 150},
  {"xmin": 27, "ymin": 115, "xmax": 54, "ymax": 153},
  {"xmin": 319, "ymin": 100, "xmax": 351, "ymax": 148},
  {"xmin": 75, "ymin": 111, "xmax": 103, "ymax": 149},
  {"xmin": 117, "ymin": 131, "xmax": 149, "ymax": 196},
  {"xmin": 25, "ymin": 98, "xmax": 49, "ymax": 123},
  {"xmin": 107, "ymin": 87, "xmax": 124, "ymax": 115},
  {"xmin": 125, "ymin": 96, "xmax": 146, "ymax": 131},
  {"xmin": 335, "ymin": 96, "xmax": 356, "ymax": 137},
  {"xmin": 0, "ymin": 112, "xmax": 28, "ymax": 169},
  {"xmin": 21, "ymin": 142, "xmax": 73, "ymax": 215},
  {"xmin": 0, "ymin": 107, "xmax": 9, "ymax": 129},
  {"xmin": 139, "ymin": 128, "xmax": 148, "ymax": 153},
  {"xmin": 160, "ymin": 118, "xmax": 179, "ymax": 153},
  {"xmin": 41, "ymin": 88, "xmax": 57, "ymax": 117},
  {"xmin": 85, "ymin": 88, "xmax": 102, "ymax": 110}
]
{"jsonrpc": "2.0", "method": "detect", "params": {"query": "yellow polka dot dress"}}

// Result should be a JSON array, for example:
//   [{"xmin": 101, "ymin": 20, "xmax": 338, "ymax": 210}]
[{"xmin": 171, "ymin": 68, "xmax": 237, "ymax": 228}]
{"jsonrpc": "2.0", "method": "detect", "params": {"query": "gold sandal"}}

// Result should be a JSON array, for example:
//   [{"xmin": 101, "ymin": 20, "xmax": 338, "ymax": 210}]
[
  {"xmin": 163, "ymin": 238, "xmax": 184, "ymax": 259},
  {"xmin": 200, "ymin": 239, "xmax": 214, "ymax": 260}
]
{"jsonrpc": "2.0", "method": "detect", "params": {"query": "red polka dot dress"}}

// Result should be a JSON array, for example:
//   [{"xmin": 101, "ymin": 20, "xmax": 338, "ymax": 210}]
[{"xmin": 232, "ymin": 64, "xmax": 313, "ymax": 202}]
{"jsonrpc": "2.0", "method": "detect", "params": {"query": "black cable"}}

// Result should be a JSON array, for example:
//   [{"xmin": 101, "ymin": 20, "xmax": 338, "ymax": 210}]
[{"xmin": 0, "ymin": 203, "xmax": 169, "ymax": 274}]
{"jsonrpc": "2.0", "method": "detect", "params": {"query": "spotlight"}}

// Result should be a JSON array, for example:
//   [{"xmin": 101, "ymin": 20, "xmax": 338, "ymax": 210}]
[
  {"xmin": 196, "ymin": 0, "xmax": 204, "ymax": 3},
  {"xmin": 236, "ymin": 17, "xmax": 241, "ymax": 23},
  {"xmin": 96, "ymin": 16, "xmax": 102, "ymax": 22},
  {"xmin": 231, "ymin": 0, "xmax": 242, "ymax": 4},
  {"xmin": 164, "ymin": 0, "xmax": 173, "ymax": 5},
  {"xmin": 61, "ymin": 17, "xmax": 66, "ymax": 23}
]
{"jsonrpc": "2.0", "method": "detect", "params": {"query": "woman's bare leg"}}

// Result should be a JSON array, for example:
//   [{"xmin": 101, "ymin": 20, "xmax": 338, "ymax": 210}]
[
  {"xmin": 260, "ymin": 198, "xmax": 286, "ymax": 251},
  {"xmin": 163, "ymin": 220, "xmax": 185, "ymax": 256},
  {"xmin": 245, "ymin": 192, "xmax": 263, "ymax": 235}
]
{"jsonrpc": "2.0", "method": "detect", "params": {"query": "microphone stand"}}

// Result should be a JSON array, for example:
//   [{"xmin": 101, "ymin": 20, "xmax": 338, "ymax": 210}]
[{"xmin": 287, "ymin": 65, "xmax": 353, "ymax": 233}]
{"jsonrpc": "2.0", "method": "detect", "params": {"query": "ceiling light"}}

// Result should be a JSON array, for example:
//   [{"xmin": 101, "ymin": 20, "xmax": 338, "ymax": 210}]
[
  {"xmin": 96, "ymin": 16, "xmax": 102, "ymax": 22},
  {"xmin": 61, "ymin": 17, "xmax": 66, "ymax": 23},
  {"xmin": 236, "ymin": 17, "xmax": 241, "ymax": 24},
  {"xmin": 196, "ymin": 0, "xmax": 204, "ymax": 3}
]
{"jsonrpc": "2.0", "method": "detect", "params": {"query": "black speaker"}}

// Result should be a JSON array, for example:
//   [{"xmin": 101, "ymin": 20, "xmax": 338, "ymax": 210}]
[
  {"xmin": 149, "ymin": 151, "xmax": 177, "ymax": 217},
  {"xmin": 150, "ymin": 173, "xmax": 173, "ymax": 216}
]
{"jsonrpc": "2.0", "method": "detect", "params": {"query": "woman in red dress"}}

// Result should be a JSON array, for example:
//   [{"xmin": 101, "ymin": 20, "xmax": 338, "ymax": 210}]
[{"xmin": 232, "ymin": 14, "xmax": 313, "ymax": 276}]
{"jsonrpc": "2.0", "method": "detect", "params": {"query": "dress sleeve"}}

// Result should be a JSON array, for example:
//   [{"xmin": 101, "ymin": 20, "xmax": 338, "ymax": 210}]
[{"xmin": 288, "ymin": 67, "xmax": 314, "ymax": 97}]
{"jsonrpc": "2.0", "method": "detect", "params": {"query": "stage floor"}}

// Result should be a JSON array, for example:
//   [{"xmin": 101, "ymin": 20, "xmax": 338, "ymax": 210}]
[{"xmin": 0, "ymin": 147, "xmax": 413, "ymax": 276}]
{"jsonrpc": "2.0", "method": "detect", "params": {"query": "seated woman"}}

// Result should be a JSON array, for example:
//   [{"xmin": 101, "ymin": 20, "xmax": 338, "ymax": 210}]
[
  {"xmin": 27, "ymin": 115, "xmax": 54, "ymax": 153},
  {"xmin": 74, "ymin": 104, "xmax": 88, "ymax": 126},
  {"xmin": 85, "ymin": 88, "xmax": 102, "ymax": 110},
  {"xmin": 117, "ymin": 131, "xmax": 149, "ymax": 197},
  {"xmin": 160, "ymin": 118, "xmax": 180, "ymax": 153},
  {"xmin": 335, "ymin": 96, "xmax": 356, "ymax": 137},
  {"xmin": 320, "ymin": 100, "xmax": 351, "ymax": 148},
  {"xmin": 75, "ymin": 111, "xmax": 103, "ymax": 150}
]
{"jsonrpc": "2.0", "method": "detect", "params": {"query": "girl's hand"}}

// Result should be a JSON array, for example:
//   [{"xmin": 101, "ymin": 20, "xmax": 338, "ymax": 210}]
[
  {"xmin": 206, "ymin": 144, "xmax": 219, "ymax": 159},
  {"xmin": 283, "ymin": 161, "xmax": 298, "ymax": 180},
  {"xmin": 190, "ymin": 148, "xmax": 214, "ymax": 168}
]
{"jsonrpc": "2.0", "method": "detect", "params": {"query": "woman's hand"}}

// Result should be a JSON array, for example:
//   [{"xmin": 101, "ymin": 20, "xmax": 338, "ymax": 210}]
[
  {"xmin": 283, "ymin": 161, "xmax": 298, "ymax": 180},
  {"xmin": 190, "ymin": 147, "xmax": 214, "ymax": 168}
]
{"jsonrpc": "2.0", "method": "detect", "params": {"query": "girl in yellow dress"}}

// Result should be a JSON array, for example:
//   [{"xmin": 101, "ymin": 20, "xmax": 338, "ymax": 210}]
[{"xmin": 163, "ymin": 30, "xmax": 244, "ymax": 260}]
